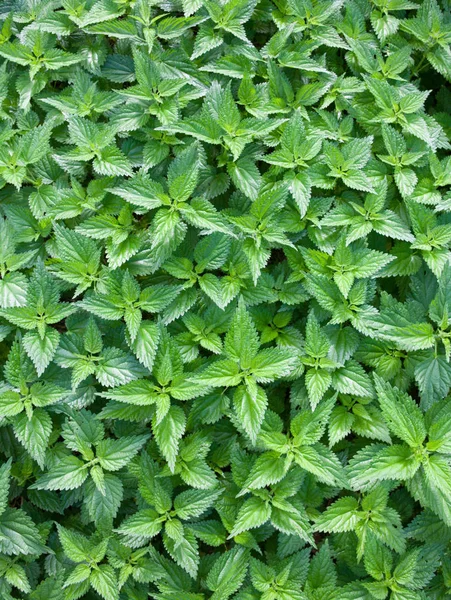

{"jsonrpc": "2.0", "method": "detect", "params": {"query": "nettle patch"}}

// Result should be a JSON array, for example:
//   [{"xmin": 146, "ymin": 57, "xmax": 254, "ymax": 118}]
[{"xmin": 0, "ymin": 0, "xmax": 451, "ymax": 598}]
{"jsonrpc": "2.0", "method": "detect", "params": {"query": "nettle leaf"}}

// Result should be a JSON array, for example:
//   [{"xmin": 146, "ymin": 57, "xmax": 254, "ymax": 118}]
[
  {"xmin": 234, "ymin": 384, "xmax": 268, "ymax": 443},
  {"xmin": 315, "ymin": 496, "xmax": 360, "ymax": 533},
  {"xmin": 375, "ymin": 375, "xmax": 426, "ymax": 448},
  {"xmin": 0, "ymin": 509, "xmax": 46, "ymax": 556},
  {"xmin": 90, "ymin": 565, "xmax": 119, "ymax": 600},
  {"xmin": 96, "ymin": 434, "xmax": 149, "ymax": 471},
  {"xmin": 30, "ymin": 456, "xmax": 89, "ymax": 491},
  {"xmin": 0, "ymin": 458, "xmax": 12, "ymax": 517},
  {"xmin": 206, "ymin": 547, "xmax": 249, "ymax": 599},
  {"xmin": 153, "ymin": 405, "xmax": 186, "ymax": 472},
  {"xmin": 168, "ymin": 144, "xmax": 199, "ymax": 202},
  {"xmin": 23, "ymin": 328, "xmax": 60, "ymax": 376},
  {"xmin": 130, "ymin": 320, "xmax": 160, "ymax": 370},
  {"xmin": 229, "ymin": 496, "xmax": 272, "ymax": 537},
  {"xmin": 84, "ymin": 474, "xmax": 123, "ymax": 525},
  {"xmin": 13, "ymin": 409, "xmax": 52, "ymax": 468},
  {"xmin": 0, "ymin": 0, "xmax": 449, "ymax": 595},
  {"xmin": 225, "ymin": 298, "xmax": 260, "ymax": 366}
]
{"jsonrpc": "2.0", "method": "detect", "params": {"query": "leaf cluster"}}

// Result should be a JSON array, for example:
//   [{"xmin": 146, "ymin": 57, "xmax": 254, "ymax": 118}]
[{"xmin": 0, "ymin": 0, "xmax": 451, "ymax": 598}]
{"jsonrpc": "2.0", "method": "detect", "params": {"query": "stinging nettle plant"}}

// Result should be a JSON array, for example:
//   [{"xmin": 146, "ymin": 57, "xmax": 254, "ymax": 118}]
[{"xmin": 0, "ymin": 0, "xmax": 450, "ymax": 598}]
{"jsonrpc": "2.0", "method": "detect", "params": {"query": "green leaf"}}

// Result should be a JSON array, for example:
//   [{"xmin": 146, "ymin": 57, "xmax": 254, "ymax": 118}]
[
  {"xmin": 305, "ymin": 369, "xmax": 332, "ymax": 409},
  {"xmin": 174, "ymin": 488, "xmax": 223, "ymax": 520},
  {"xmin": 58, "ymin": 525, "xmax": 91, "ymax": 563},
  {"xmin": 229, "ymin": 496, "xmax": 271, "ymax": 537},
  {"xmin": 375, "ymin": 375, "xmax": 426, "ymax": 448},
  {"xmin": 332, "ymin": 361, "xmax": 375, "ymax": 398},
  {"xmin": 270, "ymin": 498, "xmax": 314, "ymax": 543},
  {"xmin": 225, "ymin": 298, "xmax": 260, "ymax": 366},
  {"xmin": 4, "ymin": 562, "xmax": 31, "ymax": 593},
  {"xmin": 153, "ymin": 405, "xmax": 186, "ymax": 472},
  {"xmin": 30, "ymin": 456, "xmax": 89, "ymax": 491},
  {"xmin": 90, "ymin": 565, "xmax": 119, "ymax": 600},
  {"xmin": 241, "ymin": 451, "xmax": 290, "ymax": 492},
  {"xmin": 0, "ymin": 272, "xmax": 28, "ymax": 308},
  {"xmin": 23, "ymin": 328, "xmax": 60, "ymax": 376},
  {"xmin": 93, "ymin": 145, "xmax": 133, "ymax": 176},
  {"xmin": 192, "ymin": 359, "xmax": 242, "ymax": 386},
  {"xmin": 31, "ymin": 575, "xmax": 65, "ymax": 600},
  {"xmin": 164, "ymin": 528, "xmax": 199, "ymax": 577},
  {"xmin": 168, "ymin": 144, "xmax": 199, "ymax": 202},
  {"xmin": 227, "ymin": 158, "xmax": 261, "ymax": 200},
  {"xmin": 315, "ymin": 497, "xmax": 360, "ymax": 532},
  {"xmin": 206, "ymin": 547, "xmax": 249, "ymax": 600},
  {"xmin": 13, "ymin": 409, "xmax": 52, "ymax": 468},
  {"xmin": 84, "ymin": 473, "xmax": 123, "ymax": 525},
  {"xmin": 294, "ymin": 443, "xmax": 348, "ymax": 487},
  {"xmin": 251, "ymin": 348, "xmax": 296, "ymax": 381},
  {"xmin": 234, "ymin": 384, "xmax": 268, "ymax": 443},
  {"xmin": 0, "ymin": 458, "xmax": 12, "ymax": 517},
  {"xmin": 0, "ymin": 508, "xmax": 46, "ymax": 556},
  {"xmin": 116, "ymin": 508, "xmax": 163, "ymax": 541},
  {"xmin": 96, "ymin": 434, "xmax": 149, "ymax": 471},
  {"xmin": 64, "ymin": 564, "xmax": 91, "ymax": 587}
]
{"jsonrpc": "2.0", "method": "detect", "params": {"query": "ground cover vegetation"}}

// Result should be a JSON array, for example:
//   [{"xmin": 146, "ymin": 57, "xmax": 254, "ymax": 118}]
[{"xmin": 0, "ymin": 0, "xmax": 451, "ymax": 597}]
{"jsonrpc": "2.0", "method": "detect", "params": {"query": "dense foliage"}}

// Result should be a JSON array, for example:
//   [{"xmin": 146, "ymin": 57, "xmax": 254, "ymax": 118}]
[{"xmin": 0, "ymin": 0, "xmax": 451, "ymax": 598}]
